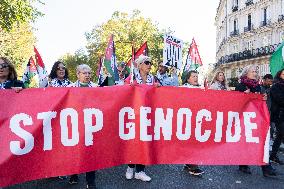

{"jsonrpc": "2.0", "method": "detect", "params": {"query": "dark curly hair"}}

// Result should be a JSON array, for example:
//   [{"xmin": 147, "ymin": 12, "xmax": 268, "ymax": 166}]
[
  {"xmin": 274, "ymin": 68, "xmax": 284, "ymax": 83},
  {"xmin": 0, "ymin": 57, "xmax": 18, "ymax": 81},
  {"xmin": 49, "ymin": 61, "xmax": 69, "ymax": 79},
  {"xmin": 182, "ymin": 70, "xmax": 198, "ymax": 85}
]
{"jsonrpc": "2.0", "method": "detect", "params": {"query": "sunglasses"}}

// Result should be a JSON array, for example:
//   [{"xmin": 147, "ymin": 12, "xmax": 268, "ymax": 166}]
[
  {"xmin": 57, "ymin": 66, "xmax": 66, "ymax": 70},
  {"xmin": 143, "ymin": 61, "xmax": 152, "ymax": 66},
  {"xmin": 0, "ymin": 63, "xmax": 9, "ymax": 69}
]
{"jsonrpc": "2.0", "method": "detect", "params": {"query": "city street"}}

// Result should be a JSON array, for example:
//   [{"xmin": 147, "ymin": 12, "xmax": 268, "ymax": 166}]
[{"xmin": 4, "ymin": 152, "xmax": 284, "ymax": 189}]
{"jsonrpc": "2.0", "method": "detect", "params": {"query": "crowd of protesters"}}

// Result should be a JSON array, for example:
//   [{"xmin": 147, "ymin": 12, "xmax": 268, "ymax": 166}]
[{"xmin": 1, "ymin": 55, "xmax": 284, "ymax": 189}]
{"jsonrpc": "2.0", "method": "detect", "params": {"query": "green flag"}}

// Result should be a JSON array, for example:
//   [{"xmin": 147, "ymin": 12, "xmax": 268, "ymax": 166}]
[
  {"xmin": 104, "ymin": 35, "xmax": 119, "ymax": 86},
  {"xmin": 270, "ymin": 42, "xmax": 284, "ymax": 77}
]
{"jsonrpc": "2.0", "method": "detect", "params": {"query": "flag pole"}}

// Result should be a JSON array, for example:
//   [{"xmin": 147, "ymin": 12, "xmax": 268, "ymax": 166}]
[{"xmin": 130, "ymin": 43, "xmax": 135, "ymax": 84}]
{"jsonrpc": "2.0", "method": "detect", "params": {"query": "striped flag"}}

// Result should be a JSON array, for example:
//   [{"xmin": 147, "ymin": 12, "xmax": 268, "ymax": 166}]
[
  {"xmin": 22, "ymin": 57, "xmax": 37, "ymax": 88},
  {"xmin": 104, "ymin": 35, "xmax": 119, "ymax": 86}
]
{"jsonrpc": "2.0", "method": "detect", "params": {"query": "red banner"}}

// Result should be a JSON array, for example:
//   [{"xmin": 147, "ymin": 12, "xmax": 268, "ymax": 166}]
[{"xmin": 0, "ymin": 85, "xmax": 270, "ymax": 187}]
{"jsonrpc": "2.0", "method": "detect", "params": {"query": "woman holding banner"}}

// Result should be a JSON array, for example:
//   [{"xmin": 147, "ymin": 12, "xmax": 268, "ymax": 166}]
[
  {"xmin": 181, "ymin": 70, "xmax": 205, "ymax": 176},
  {"xmin": 67, "ymin": 64, "xmax": 97, "ymax": 189},
  {"xmin": 0, "ymin": 57, "xmax": 24, "ymax": 91},
  {"xmin": 270, "ymin": 69, "xmax": 284, "ymax": 165},
  {"xmin": 48, "ymin": 61, "xmax": 71, "ymax": 180},
  {"xmin": 209, "ymin": 71, "xmax": 229, "ymax": 90},
  {"xmin": 235, "ymin": 65, "xmax": 276, "ymax": 177},
  {"xmin": 48, "ymin": 61, "xmax": 71, "ymax": 87},
  {"xmin": 123, "ymin": 55, "xmax": 159, "ymax": 182}
]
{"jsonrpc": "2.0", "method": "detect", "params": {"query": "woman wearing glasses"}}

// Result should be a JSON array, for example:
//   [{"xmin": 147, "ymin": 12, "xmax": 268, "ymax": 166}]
[
  {"xmin": 0, "ymin": 57, "xmax": 24, "ymax": 90},
  {"xmin": 48, "ymin": 61, "xmax": 71, "ymax": 181},
  {"xmin": 48, "ymin": 61, "xmax": 71, "ymax": 87}
]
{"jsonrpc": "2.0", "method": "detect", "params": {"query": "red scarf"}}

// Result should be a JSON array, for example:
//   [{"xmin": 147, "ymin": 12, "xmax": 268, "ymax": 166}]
[{"xmin": 240, "ymin": 76, "xmax": 259, "ymax": 89}]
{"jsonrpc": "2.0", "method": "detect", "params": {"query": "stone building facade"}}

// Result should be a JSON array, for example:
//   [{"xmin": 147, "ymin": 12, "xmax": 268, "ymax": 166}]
[{"xmin": 215, "ymin": 0, "xmax": 284, "ymax": 79}]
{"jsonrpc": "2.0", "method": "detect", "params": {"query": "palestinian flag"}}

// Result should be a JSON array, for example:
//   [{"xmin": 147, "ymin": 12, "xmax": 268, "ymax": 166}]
[
  {"xmin": 97, "ymin": 57, "xmax": 106, "ymax": 85},
  {"xmin": 22, "ymin": 57, "xmax": 37, "ymax": 88},
  {"xmin": 189, "ymin": 38, "xmax": 203, "ymax": 68},
  {"xmin": 126, "ymin": 41, "xmax": 149, "ymax": 70},
  {"xmin": 34, "ymin": 47, "xmax": 48, "ymax": 88},
  {"xmin": 270, "ymin": 42, "xmax": 284, "ymax": 76},
  {"xmin": 104, "ymin": 35, "xmax": 119, "ymax": 86},
  {"xmin": 181, "ymin": 38, "xmax": 203, "ymax": 80}
]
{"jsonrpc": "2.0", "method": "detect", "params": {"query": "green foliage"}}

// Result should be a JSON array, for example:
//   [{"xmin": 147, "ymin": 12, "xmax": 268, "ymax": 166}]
[
  {"xmin": 85, "ymin": 10, "xmax": 173, "ymax": 72},
  {"xmin": 62, "ymin": 10, "xmax": 191, "ymax": 81},
  {"xmin": 0, "ymin": 0, "xmax": 43, "ymax": 31},
  {"xmin": 60, "ymin": 49, "xmax": 96, "ymax": 82},
  {"xmin": 0, "ymin": 22, "xmax": 36, "ymax": 78}
]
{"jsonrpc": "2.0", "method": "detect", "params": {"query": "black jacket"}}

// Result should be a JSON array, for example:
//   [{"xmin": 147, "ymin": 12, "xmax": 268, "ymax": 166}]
[
  {"xmin": 2, "ymin": 80, "xmax": 25, "ymax": 89},
  {"xmin": 270, "ymin": 82, "xmax": 284, "ymax": 123}
]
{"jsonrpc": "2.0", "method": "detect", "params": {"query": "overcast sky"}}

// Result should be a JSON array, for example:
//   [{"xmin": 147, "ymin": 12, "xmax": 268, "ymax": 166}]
[{"xmin": 35, "ymin": 0, "xmax": 219, "ymax": 71}]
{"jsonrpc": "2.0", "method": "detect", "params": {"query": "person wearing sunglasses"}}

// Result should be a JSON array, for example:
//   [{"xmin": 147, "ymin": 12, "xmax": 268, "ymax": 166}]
[
  {"xmin": 155, "ymin": 62, "xmax": 179, "ymax": 86},
  {"xmin": 48, "ymin": 61, "xmax": 71, "ymax": 87},
  {"xmin": 0, "ymin": 57, "xmax": 24, "ymax": 91},
  {"xmin": 125, "ymin": 55, "xmax": 160, "ymax": 86},
  {"xmin": 124, "ymin": 55, "xmax": 160, "ymax": 182},
  {"xmin": 116, "ymin": 62, "xmax": 129, "ymax": 85}
]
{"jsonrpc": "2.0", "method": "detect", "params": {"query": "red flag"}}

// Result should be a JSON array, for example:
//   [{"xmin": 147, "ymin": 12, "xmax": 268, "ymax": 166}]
[
  {"xmin": 34, "ymin": 47, "xmax": 45, "ymax": 68},
  {"xmin": 96, "ymin": 57, "xmax": 102, "ymax": 77},
  {"xmin": 204, "ymin": 77, "xmax": 209, "ymax": 90},
  {"xmin": 189, "ymin": 38, "xmax": 203, "ymax": 66},
  {"xmin": 127, "ymin": 41, "xmax": 148, "ymax": 67},
  {"xmin": 34, "ymin": 46, "xmax": 48, "ymax": 88}
]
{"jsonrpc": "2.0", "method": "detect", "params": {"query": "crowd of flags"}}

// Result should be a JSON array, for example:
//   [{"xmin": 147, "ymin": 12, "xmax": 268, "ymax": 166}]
[
  {"xmin": 22, "ymin": 47, "xmax": 48, "ymax": 88},
  {"xmin": 21, "ymin": 33, "xmax": 284, "ymax": 89},
  {"xmin": 22, "ymin": 35, "xmax": 205, "ymax": 88},
  {"xmin": 96, "ymin": 35, "xmax": 203, "ymax": 86}
]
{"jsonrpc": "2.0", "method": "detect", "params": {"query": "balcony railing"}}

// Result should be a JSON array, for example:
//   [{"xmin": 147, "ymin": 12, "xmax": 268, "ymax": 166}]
[
  {"xmin": 245, "ymin": 0, "xmax": 254, "ymax": 6},
  {"xmin": 230, "ymin": 30, "xmax": 239, "ymax": 37},
  {"xmin": 244, "ymin": 25, "xmax": 253, "ymax": 32},
  {"xmin": 278, "ymin": 15, "xmax": 284, "ymax": 22},
  {"xmin": 215, "ymin": 43, "xmax": 281, "ymax": 67},
  {"xmin": 232, "ymin": 5, "xmax": 238, "ymax": 12},
  {"xmin": 260, "ymin": 20, "xmax": 271, "ymax": 27}
]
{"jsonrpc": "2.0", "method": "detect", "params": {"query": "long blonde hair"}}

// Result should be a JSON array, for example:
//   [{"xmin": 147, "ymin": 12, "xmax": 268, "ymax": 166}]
[{"xmin": 211, "ymin": 71, "xmax": 228, "ymax": 87}]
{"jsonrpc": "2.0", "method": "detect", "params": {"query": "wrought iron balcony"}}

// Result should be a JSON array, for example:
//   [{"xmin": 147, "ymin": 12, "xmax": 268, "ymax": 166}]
[
  {"xmin": 244, "ymin": 25, "xmax": 253, "ymax": 32},
  {"xmin": 215, "ymin": 43, "xmax": 281, "ymax": 67},
  {"xmin": 232, "ymin": 5, "xmax": 238, "ymax": 12},
  {"xmin": 245, "ymin": 0, "xmax": 254, "ymax": 6},
  {"xmin": 230, "ymin": 30, "xmax": 239, "ymax": 37},
  {"xmin": 260, "ymin": 20, "xmax": 271, "ymax": 27},
  {"xmin": 278, "ymin": 15, "xmax": 284, "ymax": 22}
]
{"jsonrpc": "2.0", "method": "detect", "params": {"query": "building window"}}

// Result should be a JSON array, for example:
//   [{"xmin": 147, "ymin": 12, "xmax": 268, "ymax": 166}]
[
  {"xmin": 280, "ymin": 31, "xmax": 284, "ymax": 42},
  {"xmin": 245, "ymin": 14, "xmax": 252, "ymax": 32},
  {"xmin": 225, "ymin": 69, "xmax": 231, "ymax": 79},
  {"xmin": 247, "ymin": 41, "xmax": 253, "ymax": 50},
  {"xmin": 261, "ymin": 8, "xmax": 268, "ymax": 26},
  {"xmin": 246, "ymin": 0, "xmax": 254, "ymax": 6},
  {"xmin": 232, "ymin": 0, "xmax": 238, "ymax": 12},
  {"xmin": 233, "ymin": 44, "xmax": 238, "ymax": 52},
  {"xmin": 248, "ymin": 14, "xmax": 252, "ymax": 29},
  {"xmin": 282, "ymin": 0, "xmax": 284, "ymax": 15},
  {"xmin": 230, "ymin": 19, "xmax": 239, "ymax": 36},
  {"xmin": 263, "ymin": 36, "xmax": 268, "ymax": 46}
]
